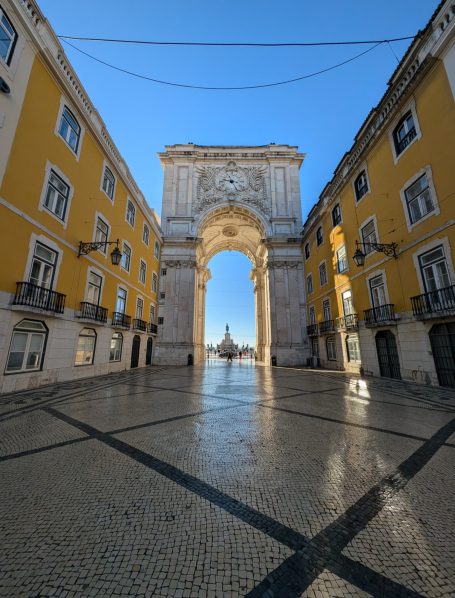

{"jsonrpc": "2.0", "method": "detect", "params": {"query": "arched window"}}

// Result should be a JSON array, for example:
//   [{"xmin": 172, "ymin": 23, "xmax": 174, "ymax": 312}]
[
  {"xmin": 75, "ymin": 328, "xmax": 96, "ymax": 366},
  {"xmin": 109, "ymin": 332, "xmax": 123, "ymax": 362},
  {"xmin": 6, "ymin": 319, "xmax": 47, "ymax": 373}
]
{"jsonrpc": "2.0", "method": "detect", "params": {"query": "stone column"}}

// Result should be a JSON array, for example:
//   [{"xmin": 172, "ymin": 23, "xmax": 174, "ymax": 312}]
[
  {"xmin": 194, "ymin": 266, "xmax": 210, "ymax": 362},
  {"xmin": 251, "ymin": 266, "xmax": 267, "ymax": 361}
]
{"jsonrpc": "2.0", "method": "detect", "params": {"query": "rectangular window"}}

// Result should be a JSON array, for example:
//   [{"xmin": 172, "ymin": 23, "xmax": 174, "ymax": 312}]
[
  {"xmin": 116, "ymin": 287, "xmax": 127, "ymax": 314},
  {"xmin": 126, "ymin": 200, "xmax": 136, "ymax": 227},
  {"xmin": 319, "ymin": 262, "xmax": 327, "ymax": 286},
  {"xmin": 354, "ymin": 171, "xmax": 369, "ymax": 201},
  {"xmin": 59, "ymin": 106, "xmax": 81, "ymax": 153},
  {"xmin": 149, "ymin": 304, "xmax": 155, "ymax": 324},
  {"xmin": 121, "ymin": 243, "xmax": 131, "ymax": 272},
  {"xmin": 139, "ymin": 260, "xmax": 147, "ymax": 284},
  {"xmin": 309, "ymin": 305, "xmax": 316, "ymax": 325},
  {"xmin": 326, "ymin": 337, "xmax": 336, "ymax": 360},
  {"xmin": 393, "ymin": 111, "xmax": 416, "ymax": 156},
  {"xmin": 159, "ymin": 292, "xmax": 166, "ymax": 300},
  {"xmin": 95, "ymin": 217, "xmax": 109, "ymax": 254},
  {"xmin": 29, "ymin": 242, "xmax": 57, "ymax": 289},
  {"xmin": 152, "ymin": 272, "xmax": 158, "ymax": 293},
  {"xmin": 158, "ymin": 316, "xmax": 164, "ymax": 325},
  {"xmin": 342, "ymin": 290, "xmax": 354, "ymax": 315},
  {"xmin": 306, "ymin": 274, "xmax": 313, "ymax": 294},
  {"xmin": 419, "ymin": 246, "xmax": 451, "ymax": 292},
  {"xmin": 332, "ymin": 204, "xmax": 342, "ymax": 227},
  {"xmin": 6, "ymin": 320, "xmax": 47, "ymax": 373},
  {"xmin": 75, "ymin": 328, "xmax": 96, "ymax": 366},
  {"xmin": 361, "ymin": 219, "xmax": 377, "ymax": 255},
  {"xmin": 405, "ymin": 174, "xmax": 434, "ymax": 224},
  {"xmin": 346, "ymin": 334, "xmax": 361, "ymax": 362},
  {"xmin": 304, "ymin": 243, "xmax": 310, "ymax": 260},
  {"xmin": 161, "ymin": 268, "xmax": 167, "ymax": 276},
  {"xmin": 143, "ymin": 223, "xmax": 150, "ymax": 245},
  {"xmin": 322, "ymin": 299, "xmax": 331, "ymax": 322},
  {"xmin": 44, "ymin": 170, "xmax": 70, "ymax": 221},
  {"xmin": 316, "ymin": 227, "xmax": 323, "ymax": 246},
  {"xmin": 154, "ymin": 241, "xmax": 160, "ymax": 259},
  {"xmin": 87, "ymin": 271, "xmax": 102, "ymax": 305},
  {"xmin": 102, "ymin": 166, "xmax": 115, "ymax": 200},
  {"xmin": 312, "ymin": 338, "xmax": 319, "ymax": 357},
  {"xmin": 336, "ymin": 245, "xmax": 348, "ymax": 273},
  {"xmin": 109, "ymin": 332, "xmax": 123, "ymax": 362},
  {"xmin": 369, "ymin": 274, "xmax": 386, "ymax": 307},
  {"xmin": 0, "ymin": 7, "xmax": 17, "ymax": 65},
  {"xmin": 136, "ymin": 297, "xmax": 144, "ymax": 319}
]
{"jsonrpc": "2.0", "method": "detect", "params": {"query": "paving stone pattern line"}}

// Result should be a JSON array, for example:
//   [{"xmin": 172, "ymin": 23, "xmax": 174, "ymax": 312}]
[
  {"xmin": 42, "ymin": 404, "xmax": 445, "ymax": 598},
  {"xmin": 247, "ymin": 415, "xmax": 455, "ymax": 597},
  {"xmin": 0, "ymin": 436, "xmax": 91, "ymax": 462}
]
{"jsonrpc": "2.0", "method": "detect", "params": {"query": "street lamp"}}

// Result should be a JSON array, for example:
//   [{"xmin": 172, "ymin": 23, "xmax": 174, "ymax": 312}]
[
  {"xmin": 352, "ymin": 240, "xmax": 398, "ymax": 267},
  {"xmin": 78, "ymin": 239, "xmax": 123, "ymax": 266}
]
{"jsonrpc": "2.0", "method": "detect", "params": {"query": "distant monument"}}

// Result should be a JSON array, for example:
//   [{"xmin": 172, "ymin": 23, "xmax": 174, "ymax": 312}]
[{"xmin": 219, "ymin": 323, "xmax": 236, "ymax": 354}]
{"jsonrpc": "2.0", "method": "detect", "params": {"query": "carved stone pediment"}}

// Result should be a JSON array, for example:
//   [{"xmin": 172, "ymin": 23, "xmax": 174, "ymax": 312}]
[{"xmin": 195, "ymin": 161, "xmax": 269, "ymax": 215}]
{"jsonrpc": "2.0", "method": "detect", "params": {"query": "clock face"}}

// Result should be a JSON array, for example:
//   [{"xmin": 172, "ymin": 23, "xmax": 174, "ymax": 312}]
[{"xmin": 215, "ymin": 167, "xmax": 248, "ymax": 193}]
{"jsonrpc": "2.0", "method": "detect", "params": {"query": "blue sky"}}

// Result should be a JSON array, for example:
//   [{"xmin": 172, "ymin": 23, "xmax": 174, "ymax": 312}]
[{"xmin": 38, "ymin": 0, "xmax": 437, "ymax": 346}]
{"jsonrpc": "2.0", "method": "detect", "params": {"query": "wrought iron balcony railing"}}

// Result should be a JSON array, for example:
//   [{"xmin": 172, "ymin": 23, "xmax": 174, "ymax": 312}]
[
  {"xmin": 78, "ymin": 301, "xmax": 108, "ymax": 323},
  {"xmin": 306, "ymin": 324, "xmax": 318, "ymax": 336},
  {"xmin": 411, "ymin": 284, "xmax": 455, "ymax": 317},
  {"xmin": 319, "ymin": 319, "xmax": 335, "ymax": 334},
  {"xmin": 148, "ymin": 323, "xmax": 158, "ymax": 334},
  {"xmin": 336, "ymin": 313, "xmax": 359, "ymax": 330},
  {"xmin": 396, "ymin": 127, "xmax": 417, "ymax": 154},
  {"xmin": 133, "ymin": 318, "xmax": 147, "ymax": 332},
  {"xmin": 112, "ymin": 312, "xmax": 131, "ymax": 328},
  {"xmin": 364, "ymin": 304, "xmax": 396, "ymax": 326},
  {"xmin": 12, "ymin": 281, "xmax": 66, "ymax": 314}
]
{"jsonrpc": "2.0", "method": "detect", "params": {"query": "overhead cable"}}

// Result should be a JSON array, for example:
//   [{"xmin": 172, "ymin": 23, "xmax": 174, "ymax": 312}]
[{"xmin": 62, "ymin": 40, "xmax": 383, "ymax": 91}]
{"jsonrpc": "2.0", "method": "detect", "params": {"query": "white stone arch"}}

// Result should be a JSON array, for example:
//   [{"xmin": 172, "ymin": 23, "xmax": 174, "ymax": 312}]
[{"xmin": 155, "ymin": 144, "xmax": 309, "ymax": 365}]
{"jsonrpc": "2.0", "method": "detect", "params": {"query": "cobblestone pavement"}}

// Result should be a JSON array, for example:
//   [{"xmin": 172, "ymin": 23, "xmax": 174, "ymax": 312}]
[{"xmin": 0, "ymin": 360, "xmax": 454, "ymax": 597}]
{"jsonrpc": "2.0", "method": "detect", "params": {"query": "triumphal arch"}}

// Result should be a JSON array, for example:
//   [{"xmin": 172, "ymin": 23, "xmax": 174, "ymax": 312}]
[{"xmin": 154, "ymin": 144, "xmax": 309, "ymax": 366}]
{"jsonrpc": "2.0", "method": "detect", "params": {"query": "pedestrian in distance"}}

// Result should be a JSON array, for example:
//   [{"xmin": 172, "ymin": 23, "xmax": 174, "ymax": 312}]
[{"xmin": 227, "ymin": 352, "xmax": 233, "ymax": 362}]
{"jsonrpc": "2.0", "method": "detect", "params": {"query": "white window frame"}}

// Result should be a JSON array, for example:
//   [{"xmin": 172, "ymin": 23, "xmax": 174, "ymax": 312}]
[
  {"xmin": 322, "ymin": 297, "xmax": 331, "ymax": 322},
  {"xmin": 400, "ymin": 166, "xmax": 440, "ymax": 231},
  {"xmin": 115, "ymin": 285, "xmax": 128, "ymax": 315},
  {"xmin": 388, "ymin": 99, "xmax": 421, "ymax": 164},
  {"xmin": 5, "ymin": 319, "xmax": 48, "ymax": 374},
  {"xmin": 331, "ymin": 203, "xmax": 342, "ymax": 228},
  {"xmin": 121, "ymin": 241, "xmax": 132, "ymax": 273},
  {"xmin": 319, "ymin": 260, "xmax": 328, "ymax": 287},
  {"xmin": 154, "ymin": 241, "xmax": 160, "ymax": 259},
  {"xmin": 100, "ymin": 162, "xmax": 116, "ymax": 202},
  {"xmin": 304, "ymin": 242, "xmax": 310, "ymax": 260},
  {"xmin": 139, "ymin": 259, "xmax": 147, "ymax": 285},
  {"xmin": 149, "ymin": 303, "xmax": 156, "ymax": 324},
  {"xmin": 336, "ymin": 245, "xmax": 348, "ymax": 274},
  {"xmin": 74, "ymin": 328, "xmax": 96, "ymax": 366},
  {"xmin": 92, "ymin": 212, "xmax": 110, "ymax": 257},
  {"xmin": 38, "ymin": 162, "xmax": 74, "ymax": 228},
  {"xmin": 84, "ymin": 267, "xmax": 104, "ymax": 306},
  {"xmin": 54, "ymin": 97, "xmax": 85, "ymax": 160},
  {"xmin": 306, "ymin": 273, "xmax": 313, "ymax": 295},
  {"xmin": 366, "ymin": 269, "xmax": 390, "ymax": 308},
  {"xmin": 359, "ymin": 214, "xmax": 379, "ymax": 259},
  {"xmin": 152, "ymin": 272, "xmax": 158, "ymax": 293},
  {"xmin": 23, "ymin": 234, "xmax": 63, "ymax": 291},
  {"xmin": 346, "ymin": 334, "xmax": 361, "ymax": 363},
  {"xmin": 142, "ymin": 223, "xmax": 150, "ymax": 246},
  {"xmin": 351, "ymin": 163, "xmax": 371, "ymax": 205},
  {"xmin": 125, "ymin": 198, "xmax": 136, "ymax": 229},
  {"xmin": 412, "ymin": 237, "xmax": 455, "ymax": 295},
  {"xmin": 136, "ymin": 296, "xmax": 144, "ymax": 320},
  {"xmin": 316, "ymin": 226, "xmax": 324, "ymax": 246},
  {"xmin": 326, "ymin": 336, "xmax": 337, "ymax": 361},
  {"xmin": 109, "ymin": 332, "xmax": 123, "ymax": 362},
  {"xmin": 341, "ymin": 289, "xmax": 354, "ymax": 316},
  {"xmin": 0, "ymin": 6, "xmax": 18, "ymax": 67},
  {"xmin": 309, "ymin": 305, "xmax": 316, "ymax": 325}
]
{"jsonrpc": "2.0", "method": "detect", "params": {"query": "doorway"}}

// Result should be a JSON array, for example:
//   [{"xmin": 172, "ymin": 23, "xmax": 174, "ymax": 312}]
[
  {"xmin": 429, "ymin": 323, "xmax": 455, "ymax": 388},
  {"xmin": 131, "ymin": 334, "xmax": 140, "ymax": 368},
  {"xmin": 375, "ymin": 330, "xmax": 401, "ymax": 379},
  {"xmin": 146, "ymin": 337, "xmax": 153, "ymax": 366}
]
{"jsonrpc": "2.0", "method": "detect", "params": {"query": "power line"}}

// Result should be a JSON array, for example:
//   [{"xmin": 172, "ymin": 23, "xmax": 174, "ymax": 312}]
[
  {"xmin": 58, "ymin": 35, "xmax": 416, "ymax": 47},
  {"xmin": 62, "ymin": 40, "xmax": 383, "ymax": 91}
]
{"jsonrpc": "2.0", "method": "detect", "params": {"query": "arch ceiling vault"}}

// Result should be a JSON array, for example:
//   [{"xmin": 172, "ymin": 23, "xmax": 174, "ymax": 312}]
[{"xmin": 155, "ymin": 144, "xmax": 310, "ymax": 365}]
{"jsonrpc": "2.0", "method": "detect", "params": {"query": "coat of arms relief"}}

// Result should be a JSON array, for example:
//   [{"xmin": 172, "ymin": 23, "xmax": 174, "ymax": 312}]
[{"xmin": 194, "ymin": 161, "xmax": 269, "ymax": 215}]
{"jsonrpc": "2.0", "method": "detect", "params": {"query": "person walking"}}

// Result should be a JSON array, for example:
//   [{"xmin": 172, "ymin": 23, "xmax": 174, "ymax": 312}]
[{"xmin": 227, "ymin": 352, "xmax": 233, "ymax": 362}]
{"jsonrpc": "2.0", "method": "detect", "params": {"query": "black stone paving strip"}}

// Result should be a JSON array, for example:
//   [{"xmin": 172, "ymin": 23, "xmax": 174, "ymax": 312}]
[
  {"xmin": 43, "ymin": 405, "xmax": 422, "ymax": 598},
  {"xmin": 0, "ymin": 436, "xmax": 91, "ymax": 462},
  {"xmin": 247, "ymin": 415, "xmax": 455, "ymax": 597},
  {"xmin": 42, "ymin": 406, "xmax": 308, "ymax": 553}
]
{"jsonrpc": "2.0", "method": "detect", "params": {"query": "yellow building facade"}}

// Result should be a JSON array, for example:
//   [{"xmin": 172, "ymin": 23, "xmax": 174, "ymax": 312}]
[
  {"xmin": 0, "ymin": 0, "xmax": 162, "ymax": 393},
  {"xmin": 302, "ymin": 0, "xmax": 455, "ymax": 387}
]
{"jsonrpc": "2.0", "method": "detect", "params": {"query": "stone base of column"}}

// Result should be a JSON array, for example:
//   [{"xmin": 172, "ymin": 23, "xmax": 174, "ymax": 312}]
[
  {"xmin": 154, "ymin": 342, "xmax": 199, "ymax": 366},
  {"xmin": 265, "ymin": 345, "xmax": 310, "ymax": 367}
]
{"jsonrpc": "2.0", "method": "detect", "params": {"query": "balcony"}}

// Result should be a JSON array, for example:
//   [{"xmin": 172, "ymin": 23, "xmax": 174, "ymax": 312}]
[
  {"xmin": 396, "ymin": 127, "xmax": 417, "ymax": 154},
  {"xmin": 336, "ymin": 313, "xmax": 359, "ymax": 330},
  {"xmin": 411, "ymin": 284, "xmax": 455, "ymax": 318},
  {"xmin": 306, "ymin": 324, "xmax": 318, "ymax": 336},
  {"xmin": 364, "ymin": 304, "xmax": 397, "ymax": 327},
  {"xmin": 78, "ymin": 301, "xmax": 108, "ymax": 323},
  {"xmin": 12, "ymin": 281, "xmax": 66, "ymax": 314},
  {"xmin": 148, "ymin": 323, "xmax": 158, "ymax": 334},
  {"xmin": 112, "ymin": 312, "xmax": 131, "ymax": 328},
  {"xmin": 133, "ymin": 318, "xmax": 147, "ymax": 332},
  {"xmin": 319, "ymin": 319, "xmax": 335, "ymax": 334}
]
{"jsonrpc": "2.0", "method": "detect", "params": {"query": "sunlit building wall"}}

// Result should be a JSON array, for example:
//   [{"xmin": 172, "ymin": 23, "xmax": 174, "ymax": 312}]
[
  {"xmin": 0, "ymin": 0, "xmax": 162, "ymax": 393},
  {"xmin": 302, "ymin": 0, "xmax": 455, "ymax": 387}
]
